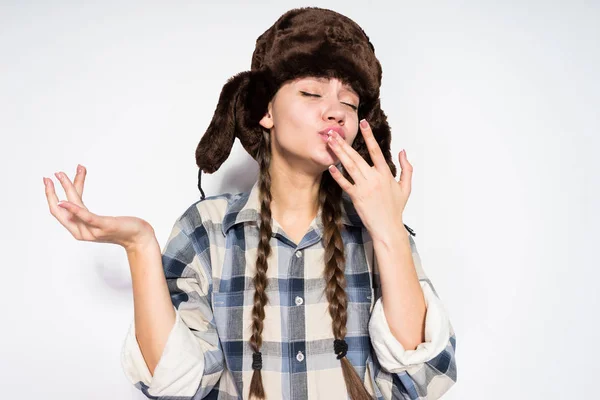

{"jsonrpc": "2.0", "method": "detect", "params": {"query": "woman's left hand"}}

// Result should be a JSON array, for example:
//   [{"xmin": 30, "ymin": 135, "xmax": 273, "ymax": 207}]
[{"xmin": 326, "ymin": 119, "xmax": 412, "ymax": 243}]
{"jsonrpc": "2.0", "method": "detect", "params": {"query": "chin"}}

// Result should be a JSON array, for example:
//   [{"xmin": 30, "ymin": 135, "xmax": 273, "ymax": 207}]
[
  {"xmin": 314, "ymin": 154, "xmax": 339, "ymax": 171},
  {"xmin": 299, "ymin": 145, "xmax": 338, "ymax": 171}
]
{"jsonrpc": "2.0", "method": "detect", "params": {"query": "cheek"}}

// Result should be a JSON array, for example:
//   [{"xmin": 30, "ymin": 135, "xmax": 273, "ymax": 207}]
[
  {"xmin": 346, "ymin": 113, "xmax": 359, "ymax": 131},
  {"xmin": 274, "ymin": 103, "xmax": 319, "ymax": 140},
  {"xmin": 347, "ymin": 125, "xmax": 360, "ymax": 146},
  {"xmin": 273, "ymin": 102, "xmax": 313, "ymax": 130}
]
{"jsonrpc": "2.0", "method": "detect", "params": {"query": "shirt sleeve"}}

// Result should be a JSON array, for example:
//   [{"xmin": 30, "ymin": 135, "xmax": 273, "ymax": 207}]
[
  {"xmin": 368, "ymin": 232, "xmax": 457, "ymax": 399},
  {"xmin": 120, "ymin": 208, "xmax": 225, "ymax": 398}
]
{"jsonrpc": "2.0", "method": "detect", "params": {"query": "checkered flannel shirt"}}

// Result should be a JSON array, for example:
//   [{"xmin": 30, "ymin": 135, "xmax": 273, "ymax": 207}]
[{"xmin": 121, "ymin": 180, "xmax": 457, "ymax": 399}]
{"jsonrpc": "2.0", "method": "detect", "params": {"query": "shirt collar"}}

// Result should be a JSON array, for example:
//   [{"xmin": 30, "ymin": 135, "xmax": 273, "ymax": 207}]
[{"xmin": 221, "ymin": 180, "xmax": 365, "ymax": 236}]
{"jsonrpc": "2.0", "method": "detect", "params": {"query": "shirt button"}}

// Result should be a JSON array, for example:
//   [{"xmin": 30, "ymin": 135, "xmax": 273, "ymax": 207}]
[
  {"xmin": 295, "ymin": 296, "xmax": 304, "ymax": 306},
  {"xmin": 295, "ymin": 250, "xmax": 302, "ymax": 258},
  {"xmin": 296, "ymin": 351, "xmax": 304, "ymax": 362}
]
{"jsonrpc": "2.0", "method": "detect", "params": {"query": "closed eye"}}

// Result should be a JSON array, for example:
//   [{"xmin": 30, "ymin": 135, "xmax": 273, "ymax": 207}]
[
  {"xmin": 300, "ymin": 91, "xmax": 358, "ymax": 111},
  {"xmin": 300, "ymin": 91, "xmax": 320, "ymax": 97},
  {"xmin": 342, "ymin": 102, "xmax": 358, "ymax": 111}
]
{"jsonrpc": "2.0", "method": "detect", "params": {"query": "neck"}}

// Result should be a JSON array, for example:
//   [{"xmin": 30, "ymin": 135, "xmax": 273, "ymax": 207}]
[{"xmin": 268, "ymin": 164, "xmax": 322, "ymax": 224}]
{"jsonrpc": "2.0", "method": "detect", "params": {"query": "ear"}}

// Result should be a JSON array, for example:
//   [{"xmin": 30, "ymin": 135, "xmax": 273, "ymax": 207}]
[{"xmin": 259, "ymin": 102, "xmax": 273, "ymax": 129}]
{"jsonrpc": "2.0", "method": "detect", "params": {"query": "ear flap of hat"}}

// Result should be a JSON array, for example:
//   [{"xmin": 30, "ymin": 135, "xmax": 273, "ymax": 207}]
[
  {"xmin": 353, "ymin": 99, "xmax": 397, "ymax": 178},
  {"xmin": 195, "ymin": 71, "xmax": 253, "ymax": 174},
  {"xmin": 195, "ymin": 69, "xmax": 276, "ymax": 174},
  {"xmin": 236, "ymin": 69, "xmax": 276, "ymax": 160}
]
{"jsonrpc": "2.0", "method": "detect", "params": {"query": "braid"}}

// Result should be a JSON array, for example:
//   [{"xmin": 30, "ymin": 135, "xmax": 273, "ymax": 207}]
[
  {"xmin": 320, "ymin": 172, "xmax": 373, "ymax": 400},
  {"xmin": 249, "ymin": 131, "xmax": 272, "ymax": 400},
  {"xmin": 248, "ymin": 131, "xmax": 372, "ymax": 399}
]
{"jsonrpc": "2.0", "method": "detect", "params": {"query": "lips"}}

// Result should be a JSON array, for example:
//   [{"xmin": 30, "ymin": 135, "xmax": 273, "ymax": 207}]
[{"xmin": 318, "ymin": 126, "xmax": 346, "ymax": 140}]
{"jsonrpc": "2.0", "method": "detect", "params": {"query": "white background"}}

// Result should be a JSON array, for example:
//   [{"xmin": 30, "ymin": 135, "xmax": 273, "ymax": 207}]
[{"xmin": 1, "ymin": 1, "xmax": 598, "ymax": 399}]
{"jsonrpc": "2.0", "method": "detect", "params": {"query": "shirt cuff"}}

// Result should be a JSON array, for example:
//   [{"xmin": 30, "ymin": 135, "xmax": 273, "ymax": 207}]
[
  {"xmin": 120, "ymin": 306, "xmax": 206, "ymax": 396},
  {"xmin": 368, "ymin": 281, "xmax": 451, "ymax": 373}
]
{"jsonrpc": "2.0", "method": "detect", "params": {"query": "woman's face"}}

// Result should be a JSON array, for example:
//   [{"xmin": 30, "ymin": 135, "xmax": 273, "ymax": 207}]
[{"xmin": 259, "ymin": 77, "xmax": 360, "ymax": 173}]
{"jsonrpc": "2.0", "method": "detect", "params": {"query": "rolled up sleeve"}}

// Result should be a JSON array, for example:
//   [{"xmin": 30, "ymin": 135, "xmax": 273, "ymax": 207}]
[
  {"xmin": 120, "ymin": 207, "xmax": 225, "ymax": 398},
  {"xmin": 368, "ymin": 233, "xmax": 457, "ymax": 399},
  {"xmin": 121, "ymin": 307, "xmax": 207, "ymax": 396},
  {"xmin": 368, "ymin": 280, "xmax": 451, "ymax": 372}
]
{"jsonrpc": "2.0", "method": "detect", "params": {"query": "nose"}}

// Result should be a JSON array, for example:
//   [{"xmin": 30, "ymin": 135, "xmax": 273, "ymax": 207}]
[{"xmin": 322, "ymin": 98, "xmax": 346, "ymax": 125}]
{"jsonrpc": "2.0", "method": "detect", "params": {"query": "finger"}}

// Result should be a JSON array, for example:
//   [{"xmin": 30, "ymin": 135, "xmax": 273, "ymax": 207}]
[
  {"xmin": 44, "ymin": 177, "xmax": 60, "ymax": 207},
  {"xmin": 326, "ymin": 131, "xmax": 368, "ymax": 183},
  {"xmin": 45, "ymin": 177, "xmax": 73, "ymax": 222},
  {"xmin": 57, "ymin": 201, "xmax": 111, "ymax": 241},
  {"xmin": 45, "ymin": 178, "xmax": 89, "ymax": 237},
  {"xmin": 45, "ymin": 184, "xmax": 82, "ymax": 237},
  {"xmin": 54, "ymin": 171, "xmax": 86, "ymax": 208},
  {"xmin": 58, "ymin": 201, "xmax": 104, "ymax": 228},
  {"xmin": 72, "ymin": 164, "xmax": 87, "ymax": 197},
  {"xmin": 329, "ymin": 130, "xmax": 373, "ymax": 178},
  {"xmin": 398, "ymin": 150, "xmax": 413, "ymax": 192},
  {"xmin": 359, "ymin": 119, "xmax": 389, "ymax": 173},
  {"xmin": 327, "ymin": 164, "xmax": 355, "ymax": 195}
]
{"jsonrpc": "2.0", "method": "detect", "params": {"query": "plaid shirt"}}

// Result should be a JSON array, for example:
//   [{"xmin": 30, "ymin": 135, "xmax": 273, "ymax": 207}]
[{"xmin": 121, "ymin": 180, "xmax": 457, "ymax": 399}]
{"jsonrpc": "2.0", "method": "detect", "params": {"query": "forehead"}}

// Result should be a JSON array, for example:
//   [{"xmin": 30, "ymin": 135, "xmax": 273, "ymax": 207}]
[{"xmin": 293, "ymin": 76, "xmax": 359, "ymax": 96}]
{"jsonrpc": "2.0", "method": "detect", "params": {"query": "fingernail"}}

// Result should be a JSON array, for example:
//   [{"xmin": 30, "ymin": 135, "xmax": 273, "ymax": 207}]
[
  {"xmin": 360, "ymin": 119, "xmax": 368, "ymax": 128},
  {"xmin": 77, "ymin": 164, "xmax": 82, "ymax": 173}
]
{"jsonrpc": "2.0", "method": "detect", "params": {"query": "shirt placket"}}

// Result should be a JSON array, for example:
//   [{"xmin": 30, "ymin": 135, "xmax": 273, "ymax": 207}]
[{"xmin": 288, "ymin": 245, "xmax": 307, "ymax": 400}]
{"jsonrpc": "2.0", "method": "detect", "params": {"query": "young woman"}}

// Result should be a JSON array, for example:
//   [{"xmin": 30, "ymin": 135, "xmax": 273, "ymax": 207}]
[{"xmin": 44, "ymin": 7, "xmax": 457, "ymax": 400}]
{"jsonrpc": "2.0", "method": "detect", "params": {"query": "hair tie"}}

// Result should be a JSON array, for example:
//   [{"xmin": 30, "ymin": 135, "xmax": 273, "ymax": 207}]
[
  {"xmin": 252, "ymin": 352, "xmax": 263, "ymax": 370},
  {"xmin": 333, "ymin": 339, "xmax": 348, "ymax": 360}
]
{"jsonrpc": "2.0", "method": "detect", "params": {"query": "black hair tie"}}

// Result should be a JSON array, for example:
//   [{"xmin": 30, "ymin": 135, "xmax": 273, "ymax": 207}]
[
  {"xmin": 333, "ymin": 339, "xmax": 348, "ymax": 360},
  {"xmin": 252, "ymin": 352, "xmax": 263, "ymax": 370}
]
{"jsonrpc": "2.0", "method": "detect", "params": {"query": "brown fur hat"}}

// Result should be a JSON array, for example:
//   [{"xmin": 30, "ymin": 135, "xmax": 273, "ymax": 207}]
[{"xmin": 195, "ymin": 7, "xmax": 397, "ymax": 199}]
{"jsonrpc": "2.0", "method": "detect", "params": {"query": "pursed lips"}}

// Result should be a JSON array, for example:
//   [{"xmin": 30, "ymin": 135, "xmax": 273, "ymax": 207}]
[{"xmin": 318, "ymin": 126, "xmax": 346, "ymax": 140}]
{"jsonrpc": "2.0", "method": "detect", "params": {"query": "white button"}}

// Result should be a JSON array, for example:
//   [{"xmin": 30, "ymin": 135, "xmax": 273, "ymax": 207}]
[
  {"xmin": 295, "ymin": 250, "xmax": 302, "ymax": 258},
  {"xmin": 295, "ymin": 296, "xmax": 304, "ymax": 306},
  {"xmin": 296, "ymin": 351, "xmax": 304, "ymax": 362}
]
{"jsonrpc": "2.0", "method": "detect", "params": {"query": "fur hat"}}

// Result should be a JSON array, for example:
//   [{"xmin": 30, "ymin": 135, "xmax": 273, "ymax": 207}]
[{"xmin": 195, "ymin": 7, "xmax": 397, "ymax": 199}]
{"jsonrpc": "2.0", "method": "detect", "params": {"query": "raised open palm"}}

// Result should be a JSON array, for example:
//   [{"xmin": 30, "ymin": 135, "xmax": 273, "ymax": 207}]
[{"xmin": 44, "ymin": 165, "xmax": 154, "ymax": 251}]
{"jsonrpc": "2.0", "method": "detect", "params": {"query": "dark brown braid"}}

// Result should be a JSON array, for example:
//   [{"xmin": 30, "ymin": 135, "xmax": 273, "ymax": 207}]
[
  {"xmin": 249, "ymin": 130, "xmax": 372, "ymax": 399},
  {"xmin": 320, "ymin": 171, "xmax": 373, "ymax": 400},
  {"xmin": 249, "ymin": 130, "xmax": 273, "ymax": 400}
]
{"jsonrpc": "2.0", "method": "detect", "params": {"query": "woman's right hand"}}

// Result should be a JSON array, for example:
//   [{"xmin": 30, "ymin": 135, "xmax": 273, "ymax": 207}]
[{"xmin": 44, "ymin": 164, "xmax": 155, "ymax": 252}]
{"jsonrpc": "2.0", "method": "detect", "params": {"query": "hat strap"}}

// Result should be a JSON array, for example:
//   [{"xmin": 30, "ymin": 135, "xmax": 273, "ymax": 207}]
[{"xmin": 197, "ymin": 169, "xmax": 206, "ymax": 200}]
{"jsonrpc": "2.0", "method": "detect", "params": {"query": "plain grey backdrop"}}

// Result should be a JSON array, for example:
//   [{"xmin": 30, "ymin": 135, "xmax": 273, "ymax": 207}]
[{"xmin": 1, "ymin": 1, "xmax": 598, "ymax": 399}]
